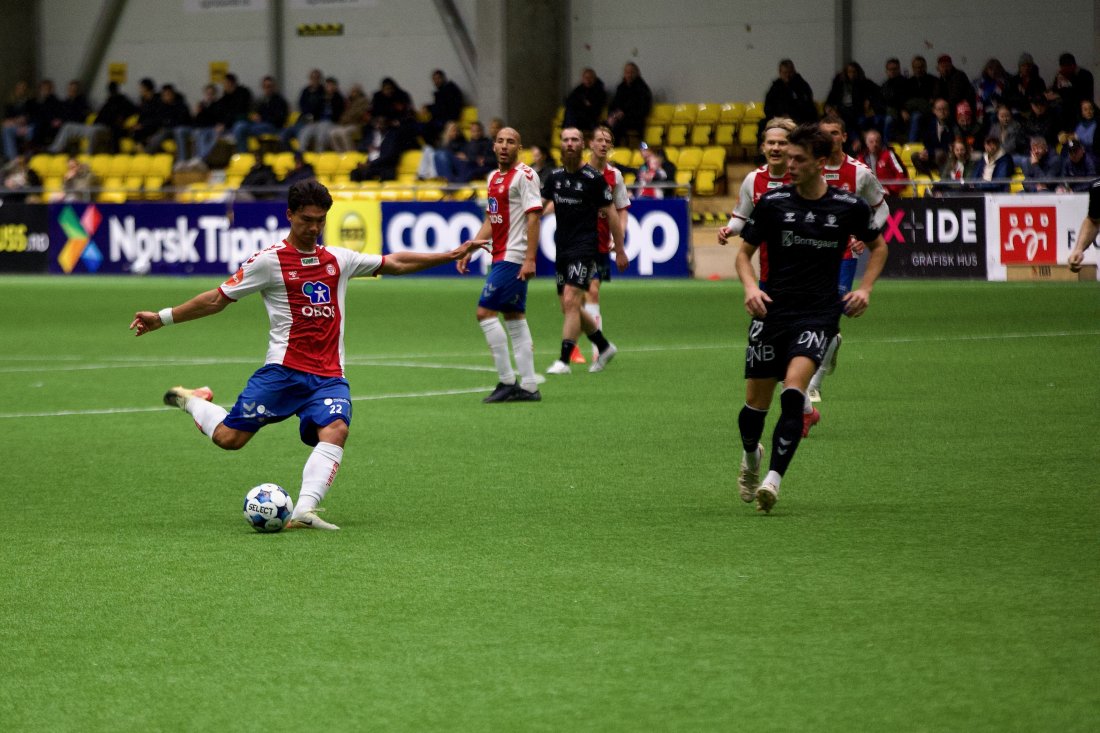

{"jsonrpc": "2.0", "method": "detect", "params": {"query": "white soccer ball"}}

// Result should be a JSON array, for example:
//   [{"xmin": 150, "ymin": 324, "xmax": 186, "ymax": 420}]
[{"xmin": 243, "ymin": 483, "xmax": 294, "ymax": 533}]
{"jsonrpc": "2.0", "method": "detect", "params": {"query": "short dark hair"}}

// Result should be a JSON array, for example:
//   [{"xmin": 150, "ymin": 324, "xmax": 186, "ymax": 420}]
[
  {"xmin": 139, "ymin": 77, "xmax": 155, "ymax": 91},
  {"xmin": 788, "ymin": 123, "xmax": 833, "ymax": 160},
  {"xmin": 1059, "ymin": 52, "xmax": 1077, "ymax": 66},
  {"xmin": 288, "ymin": 180, "xmax": 333, "ymax": 213},
  {"xmin": 224, "ymin": 73, "xmax": 238, "ymax": 84},
  {"xmin": 820, "ymin": 112, "xmax": 846, "ymax": 132}
]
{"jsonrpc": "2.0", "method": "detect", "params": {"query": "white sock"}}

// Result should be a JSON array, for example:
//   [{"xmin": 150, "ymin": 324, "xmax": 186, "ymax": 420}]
[
  {"xmin": 764, "ymin": 470, "xmax": 782, "ymax": 489},
  {"xmin": 803, "ymin": 391, "xmax": 814, "ymax": 414},
  {"xmin": 480, "ymin": 317, "xmax": 515, "ymax": 384},
  {"xmin": 186, "ymin": 397, "xmax": 228, "ymax": 439},
  {"xmin": 584, "ymin": 302, "xmax": 601, "ymax": 328},
  {"xmin": 744, "ymin": 446, "xmax": 761, "ymax": 471},
  {"xmin": 294, "ymin": 441, "xmax": 344, "ymax": 516},
  {"xmin": 504, "ymin": 318, "xmax": 538, "ymax": 392}
]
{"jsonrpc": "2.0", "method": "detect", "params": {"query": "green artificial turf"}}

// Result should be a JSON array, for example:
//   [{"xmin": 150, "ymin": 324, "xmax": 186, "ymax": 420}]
[{"xmin": 0, "ymin": 276, "xmax": 1097, "ymax": 731}]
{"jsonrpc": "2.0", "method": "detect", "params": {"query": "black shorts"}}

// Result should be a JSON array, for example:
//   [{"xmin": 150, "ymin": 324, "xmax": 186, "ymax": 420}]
[
  {"xmin": 556, "ymin": 257, "xmax": 598, "ymax": 294},
  {"xmin": 593, "ymin": 253, "xmax": 612, "ymax": 282},
  {"xmin": 743, "ymin": 314, "xmax": 838, "ymax": 380}
]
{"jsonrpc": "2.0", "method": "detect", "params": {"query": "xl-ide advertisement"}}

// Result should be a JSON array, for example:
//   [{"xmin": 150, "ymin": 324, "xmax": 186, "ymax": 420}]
[
  {"xmin": 880, "ymin": 197, "xmax": 987, "ymax": 278},
  {"xmin": 48, "ymin": 199, "xmax": 691, "ymax": 277}
]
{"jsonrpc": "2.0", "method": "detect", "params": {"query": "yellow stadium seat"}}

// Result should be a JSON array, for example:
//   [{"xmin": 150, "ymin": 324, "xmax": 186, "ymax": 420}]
[
  {"xmin": 339, "ymin": 152, "xmax": 366, "ymax": 173},
  {"xmin": 643, "ymin": 124, "xmax": 664, "ymax": 148},
  {"xmin": 719, "ymin": 103, "xmax": 746, "ymax": 124},
  {"xmin": 666, "ymin": 124, "xmax": 688, "ymax": 147},
  {"xmin": 460, "ymin": 106, "xmax": 479, "ymax": 125},
  {"xmin": 690, "ymin": 124, "xmax": 713, "ymax": 146},
  {"xmin": 630, "ymin": 150, "xmax": 644, "ymax": 169},
  {"xmin": 553, "ymin": 105, "xmax": 565, "ymax": 125},
  {"xmin": 714, "ymin": 123, "xmax": 736, "ymax": 148},
  {"xmin": 677, "ymin": 146, "xmax": 704, "ymax": 171},
  {"xmin": 415, "ymin": 186, "xmax": 446, "ymax": 201},
  {"xmin": 128, "ymin": 154, "xmax": 153, "ymax": 177},
  {"xmin": 648, "ymin": 104, "xmax": 675, "ymax": 126},
  {"xmin": 48, "ymin": 154, "xmax": 70, "ymax": 178},
  {"xmin": 228, "ymin": 153, "xmax": 255, "ymax": 176},
  {"xmin": 742, "ymin": 102, "xmax": 765, "ymax": 123},
  {"xmin": 695, "ymin": 169, "xmax": 717, "ymax": 196},
  {"xmin": 396, "ymin": 150, "xmax": 422, "ymax": 182},
  {"xmin": 671, "ymin": 104, "xmax": 697, "ymax": 125},
  {"xmin": 149, "ymin": 154, "xmax": 173, "ymax": 178},
  {"xmin": 663, "ymin": 147, "xmax": 680, "ymax": 166},
  {"xmin": 28, "ymin": 154, "xmax": 51, "ymax": 180},
  {"xmin": 610, "ymin": 149, "xmax": 633, "ymax": 167},
  {"xmin": 699, "ymin": 146, "xmax": 727, "ymax": 173},
  {"xmin": 107, "ymin": 155, "xmax": 132, "ymax": 178},
  {"xmin": 696, "ymin": 104, "xmax": 721, "ymax": 125},
  {"xmin": 314, "ymin": 151, "xmax": 341, "ymax": 176}
]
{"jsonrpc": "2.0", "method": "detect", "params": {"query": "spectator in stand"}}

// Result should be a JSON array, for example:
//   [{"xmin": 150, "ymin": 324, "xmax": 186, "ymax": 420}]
[
  {"xmin": 1, "ymin": 80, "xmax": 32, "ymax": 160},
  {"xmin": 129, "ymin": 78, "xmax": 162, "ymax": 149},
  {"xmin": 488, "ymin": 117, "xmax": 505, "ymax": 143},
  {"xmin": 51, "ymin": 79, "xmax": 119, "ymax": 154},
  {"xmin": 606, "ymin": 62, "xmax": 652, "ymax": 147},
  {"xmin": 1005, "ymin": 53, "xmax": 1046, "ymax": 116},
  {"xmin": 972, "ymin": 58, "xmax": 1008, "ymax": 122},
  {"xmin": 350, "ymin": 116, "xmax": 401, "ymax": 182},
  {"xmin": 563, "ymin": 67, "xmax": 607, "ymax": 134},
  {"xmin": 422, "ymin": 69, "xmax": 464, "ymax": 142},
  {"xmin": 635, "ymin": 144, "xmax": 676, "ymax": 199},
  {"xmin": 371, "ymin": 77, "xmax": 413, "ymax": 122},
  {"xmin": 50, "ymin": 81, "xmax": 90, "ymax": 147},
  {"xmin": 952, "ymin": 101, "xmax": 982, "ymax": 148},
  {"xmin": 48, "ymin": 81, "xmax": 101, "ymax": 156},
  {"xmin": 282, "ymin": 69, "xmax": 325, "ymax": 151},
  {"xmin": 903, "ymin": 55, "xmax": 937, "ymax": 142},
  {"xmin": 825, "ymin": 62, "xmax": 883, "ymax": 144},
  {"xmin": 764, "ymin": 59, "xmax": 818, "ymax": 126},
  {"xmin": 297, "ymin": 76, "xmax": 345, "ymax": 152},
  {"xmin": 178, "ymin": 84, "xmax": 221, "ymax": 167},
  {"xmin": 933, "ymin": 55, "xmax": 974, "ymax": 114},
  {"xmin": 431, "ymin": 120, "xmax": 465, "ymax": 179},
  {"xmin": 939, "ymin": 138, "xmax": 976, "ymax": 193},
  {"xmin": 330, "ymin": 84, "xmax": 370, "ymax": 153},
  {"xmin": 1022, "ymin": 94, "xmax": 1060, "ymax": 148},
  {"xmin": 237, "ymin": 156, "xmax": 280, "ymax": 200},
  {"xmin": 880, "ymin": 58, "xmax": 909, "ymax": 142},
  {"xmin": 437, "ymin": 119, "xmax": 492, "ymax": 183},
  {"xmin": 912, "ymin": 98, "xmax": 954, "ymax": 174},
  {"xmin": 231, "ymin": 76, "xmax": 289, "ymax": 153},
  {"xmin": 60, "ymin": 154, "xmax": 96, "ymax": 202},
  {"xmin": 1048, "ymin": 53, "xmax": 1095, "ymax": 133},
  {"xmin": 528, "ymin": 143, "xmax": 552, "ymax": 187},
  {"xmin": 217, "ymin": 74, "xmax": 253, "ymax": 137},
  {"xmin": 1022, "ymin": 136, "xmax": 1063, "ymax": 192},
  {"xmin": 143, "ymin": 84, "xmax": 191, "ymax": 155},
  {"xmin": 26, "ymin": 79, "xmax": 64, "ymax": 149},
  {"xmin": 0, "ymin": 153, "xmax": 41, "ymax": 202},
  {"xmin": 972, "ymin": 135, "xmax": 1013, "ymax": 192},
  {"xmin": 857, "ymin": 129, "xmax": 907, "ymax": 196},
  {"xmin": 1071, "ymin": 100, "xmax": 1097, "ymax": 155},
  {"xmin": 281, "ymin": 150, "xmax": 316, "ymax": 187},
  {"xmin": 987, "ymin": 104, "xmax": 1026, "ymax": 167},
  {"xmin": 1059, "ymin": 139, "xmax": 1097, "ymax": 191}
]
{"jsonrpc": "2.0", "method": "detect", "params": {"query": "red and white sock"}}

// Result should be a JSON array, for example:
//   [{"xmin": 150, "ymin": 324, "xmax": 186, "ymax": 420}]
[{"xmin": 295, "ymin": 441, "xmax": 343, "ymax": 516}]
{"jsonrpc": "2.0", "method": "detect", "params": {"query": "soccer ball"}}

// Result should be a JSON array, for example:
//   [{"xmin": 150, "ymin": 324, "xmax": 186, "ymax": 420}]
[{"xmin": 243, "ymin": 483, "xmax": 294, "ymax": 533}]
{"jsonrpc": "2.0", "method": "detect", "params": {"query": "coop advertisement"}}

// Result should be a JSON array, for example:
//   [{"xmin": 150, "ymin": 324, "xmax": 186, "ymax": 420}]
[
  {"xmin": 880, "ymin": 197, "xmax": 987, "ymax": 279},
  {"xmin": 0, "ymin": 202, "xmax": 50, "ymax": 273},
  {"xmin": 47, "ymin": 199, "xmax": 692, "ymax": 278}
]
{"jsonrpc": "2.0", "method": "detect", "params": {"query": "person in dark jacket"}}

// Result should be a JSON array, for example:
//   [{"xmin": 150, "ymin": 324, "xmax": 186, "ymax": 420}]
[
  {"xmin": 607, "ymin": 62, "xmax": 652, "ymax": 147},
  {"xmin": 563, "ymin": 68, "xmax": 607, "ymax": 133},
  {"xmin": 764, "ymin": 59, "xmax": 817, "ymax": 125}
]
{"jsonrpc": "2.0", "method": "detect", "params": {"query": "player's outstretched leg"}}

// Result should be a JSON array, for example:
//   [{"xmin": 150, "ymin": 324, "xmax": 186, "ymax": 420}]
[{"xmin": 164, "ymin": 385, "xmax": 226, "ymax": 437}]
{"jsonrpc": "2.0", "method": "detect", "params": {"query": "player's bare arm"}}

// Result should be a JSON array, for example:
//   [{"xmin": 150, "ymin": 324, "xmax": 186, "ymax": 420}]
[
  {"xmin": 383, "ymin": 239, "xmax": 489, "ymax": 276},
  {"xmin": 457, "ymin": 218, "xmax": 493, "ymax": 274},
  {"xmin": 604, "ymin": 203, "xmax": 629, "ymax": 271},
  {"xmin": 1069, "ymin": 216, "xmax": 1098, "ymax": 272},
  {"xmin": 842, "ymin": 234, "xmax": 888, "ymax": 317},
  {"xmin": 130, "ymin": 288, "xmax": 232, "ymax": 336},
  {"xmin": 735, "ymin": 242, "xmax": 772, "ymax": 317},
  {"xmin": 520, "ymin": 210, "xmax": 540, "ymax": 280}
]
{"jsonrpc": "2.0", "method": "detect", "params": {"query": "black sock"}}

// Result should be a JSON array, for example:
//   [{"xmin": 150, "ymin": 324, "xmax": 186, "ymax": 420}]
[
  {"xmin": 560, "ymin": 339, "xmax": 576, "ymax": 363},
  {"xmin": 738, "ymin": 404, "xmax": 767, "ymax": 454},
  {"xmin": 586, "ymin": 328, "xmax": 610, "ymax": 353},
  {"xmin": 769, "ymin": 388, "xmax": 805, "ymax": 476}
]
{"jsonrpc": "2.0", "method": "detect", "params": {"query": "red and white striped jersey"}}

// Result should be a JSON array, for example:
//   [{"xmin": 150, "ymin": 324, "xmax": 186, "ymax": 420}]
[
  {"xmin": 595, "ymin": 163, "xmax": 630, "ymax": 254},
  {"xmin": 728, "ymin": 165, "xmax": 791, "ymax": 231},
  {"xmin": 824, "ymin": 155, "xmax": 889, "ymax": 259},
  {"xmin": 486, "ymin": 163, "xmax": 543, "ymax": 264},
  {"xmin": 219, "ymin": 241, "xmax": 384, "ymax": 378}
]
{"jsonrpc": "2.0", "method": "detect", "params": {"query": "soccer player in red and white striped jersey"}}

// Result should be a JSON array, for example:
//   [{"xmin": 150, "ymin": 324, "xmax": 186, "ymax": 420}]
[
  {"xmin": 584, "ymin": 124, "xmax": 631, "ymax": 360},
  {"xmin": 457, "ymin": 126, "xmax": 544, "ymax": 402},
  {"xmin": 130, "ymin": 180, "xmax": 488, "ymax": 530}
]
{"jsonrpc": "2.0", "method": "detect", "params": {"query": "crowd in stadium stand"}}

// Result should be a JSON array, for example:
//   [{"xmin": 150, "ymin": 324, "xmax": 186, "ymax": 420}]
[{"xmin": 0, "ymin": 49, "xmax": 1095, "ymax": 199}]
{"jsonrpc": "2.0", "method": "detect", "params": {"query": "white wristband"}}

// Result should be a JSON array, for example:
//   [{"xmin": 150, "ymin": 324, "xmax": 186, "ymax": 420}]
[{"xmin": 158, "ymin": 307, "xmax": 174, "ymax": 326}]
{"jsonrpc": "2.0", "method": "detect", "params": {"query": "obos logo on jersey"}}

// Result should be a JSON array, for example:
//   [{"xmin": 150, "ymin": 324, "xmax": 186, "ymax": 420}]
[
  {"xmin": 301, "ymin": 281, "xmax": 334, "ymax": 318},
  {"xmin": 487, "ymin": 196, "xmax": 503, "ymax": 225}
]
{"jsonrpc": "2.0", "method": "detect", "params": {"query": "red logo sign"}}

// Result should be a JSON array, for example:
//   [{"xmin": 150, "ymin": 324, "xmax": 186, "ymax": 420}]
[{"xmin": 1000, "ymin": 206, "xmax": 1056, "ymax": 264}]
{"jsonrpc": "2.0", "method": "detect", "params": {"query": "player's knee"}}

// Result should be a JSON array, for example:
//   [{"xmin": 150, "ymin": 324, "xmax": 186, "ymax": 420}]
[
  {"xmin": 780, "ymin": 387, "xmax": 804, "ymax": 417},
  {"xmin": 318, "ymin": 419, "xmax": 349, "ymax": 447},
  {"xmin": 213, "ymin": 429, "xmax": 249, "ymax": 451}
]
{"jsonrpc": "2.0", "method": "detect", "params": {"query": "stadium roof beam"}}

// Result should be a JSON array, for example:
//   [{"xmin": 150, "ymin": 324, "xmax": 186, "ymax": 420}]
[
  {"xmin": 77, "ymin": 0, "xmax": 129, "ymax": 94},
  {"xmin": 431, "ymin": 0, "xmax": 478, "ymax": 93}
]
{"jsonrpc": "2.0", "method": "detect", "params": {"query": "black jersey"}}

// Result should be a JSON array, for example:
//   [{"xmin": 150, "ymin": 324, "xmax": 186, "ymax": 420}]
[
  {"xmin": 741, "ymin": 185, "xmax": 879, "ymax": 317},
  {"xmin": 541, "ymin": 164, "xmax": 613, "ymax": 260},
  {"xmin": 1089, "ymin": 178, "xmax": 1100, "ymax": 219}
]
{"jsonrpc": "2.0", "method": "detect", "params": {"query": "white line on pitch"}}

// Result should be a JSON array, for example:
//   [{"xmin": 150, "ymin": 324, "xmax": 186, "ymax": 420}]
[{"xmin": 0, "ymin": 387, "xmax": 494, "ymax": 419}]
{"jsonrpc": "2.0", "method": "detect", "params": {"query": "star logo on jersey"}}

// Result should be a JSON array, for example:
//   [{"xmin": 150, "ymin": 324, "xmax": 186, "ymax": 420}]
[
  {"xmin": 302, "ymin": 281, "xmax": 331, "ymax": 305},
  {"xmin": 57, "ymin": 205, "xmax": 103, "ymax": 274}
]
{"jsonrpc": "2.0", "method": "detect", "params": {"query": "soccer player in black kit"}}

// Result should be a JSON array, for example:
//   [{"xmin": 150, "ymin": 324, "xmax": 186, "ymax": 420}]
[
  {"xmin": 735, "ymin": 123, "xmax": 888, "ymax": 513},
  {"xmin": 542, "ymin": 126, "xmax": 629, "ymax": 374}
]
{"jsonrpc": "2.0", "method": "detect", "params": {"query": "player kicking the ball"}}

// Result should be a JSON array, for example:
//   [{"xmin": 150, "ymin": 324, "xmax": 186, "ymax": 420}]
[
  {"xmin": 734, "ymin": 123, "xmax": 887, "ymax": 513},
  {"xmin": 456, "ymin": 126, "xmax": 543, "ymax": 402},
  {"xmin": 130, "ymin": 180, "xmax": 488, "ymax": 530}
]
